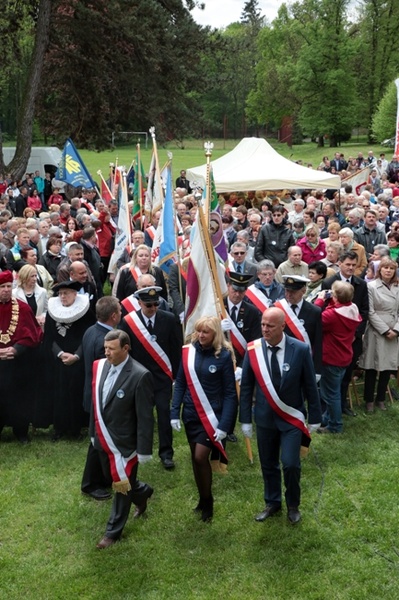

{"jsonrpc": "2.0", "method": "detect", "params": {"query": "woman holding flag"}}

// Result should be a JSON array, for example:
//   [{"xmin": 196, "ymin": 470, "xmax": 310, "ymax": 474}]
[{"xmin": 171, "ymin": 316, "xmax": 238, "ymax": 522}]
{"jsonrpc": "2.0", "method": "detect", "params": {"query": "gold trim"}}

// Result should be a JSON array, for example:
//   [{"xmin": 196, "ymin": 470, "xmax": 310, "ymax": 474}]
[{"xmin": 0, "ymin": 298, "xmax": 19, "ymax": 344}]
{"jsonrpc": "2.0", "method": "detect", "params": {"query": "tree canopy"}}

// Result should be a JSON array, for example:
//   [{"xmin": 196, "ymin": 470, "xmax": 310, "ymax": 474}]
[{"xmin": 1, "ymin": 0, "xmax": 399, "ymax": 170}]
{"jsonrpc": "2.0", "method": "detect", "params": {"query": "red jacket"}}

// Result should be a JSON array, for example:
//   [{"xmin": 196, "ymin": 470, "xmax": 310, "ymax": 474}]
[
  {"xmin": 297, "ymin": 237, "xmax": 327, "ymax": 265},
  {"xmin": 314, "ymin": 299, "xmax": 362, "ymax": 367},
  {"xmin": 96, "ymin": 212, "xmax": 116, "ymax": 257}
]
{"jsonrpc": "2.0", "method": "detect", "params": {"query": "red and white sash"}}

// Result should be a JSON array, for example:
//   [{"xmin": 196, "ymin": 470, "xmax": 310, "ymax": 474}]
[
  {"xmin": 274, "ymin": 299, "xmax": 311, "ymax": 349},
  {"xmin": 245, "ymin": 284, "xmax": 271, "ymax": 312},
  {"xmin": 146, "ymin": 225, "xmax": 156, "ymax": 241},
  {"xmin": 182, "ymin": 344, "xmax": 227, "ymax": 460},
  {"xmin": 247, "ymin": 340, "xmax": 310, "ymax": 441},
  {"xmin": 92, "ymin": 359, "xmax": 137, "ymax": 486},
  {"xmin": 124, "ymin": 312, "xmax": 173, "ymax": 380},
  {"xmin": 224, "ymin": 313, "xmax": 247, "ymax": 358},
  {"xmin": 121, "ymin": 294, "xmax": 140, "ymax": 313},
  {"xmin": 129, "ymin": 265, "xmax": 142, "ymax": 283}
]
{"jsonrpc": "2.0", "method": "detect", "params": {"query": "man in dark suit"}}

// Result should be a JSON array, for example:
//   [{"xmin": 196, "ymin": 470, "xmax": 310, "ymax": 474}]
[
  {"xmin": 240, "ymin": 307, "xmax": 321, "ymax": 524},
  {"xmin": 91, "ymin": 329, "xmax": 154, "ymax": 549},
  {"xmin": 81, "ymin": 296, "xmax": 122, "ymax": 501},
  {"xmin": 223, "ymin": 271, "xmax": 262, "ymax": 442},
  {"xmin": 69, "ymin": 261, "xmax": 98, "ymax": 316},
  {"xmin": 120, "ymin": 286, "xmax": 183, "ymax": 469},
  {"xmin": 229, "ymin": 241, "xmax": 258, "ymax": 284},
  {"xmin": 275, "ymin": 275, "xmax": 322, "ymax": 376},
  {"xmin": 223, "ymin": 272, "xmax": 262, "ymax": 368},
  {"xmin": 175, "ymin": 169, "xmax": 192, "ymax": 193},
  {"xmin": 81, "ymin": 226, "xmax": 103, "ymax": 298},
  {"xmin": 321, "ymin": 250, "xmax": 369, "ymax": 416}
]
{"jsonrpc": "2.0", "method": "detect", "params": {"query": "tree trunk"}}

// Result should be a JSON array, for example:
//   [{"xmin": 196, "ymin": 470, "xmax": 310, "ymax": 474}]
[{"xmin": 2, "ymin": 0, "xmax": 52, "ymax": 179}]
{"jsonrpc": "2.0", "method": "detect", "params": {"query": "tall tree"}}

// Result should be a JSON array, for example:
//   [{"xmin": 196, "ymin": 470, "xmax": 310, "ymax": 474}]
[
  {"xmin": 372, "ymin": 79, "xmax": 398, "ymax": 142},
  {"xmin": 36, "ymin": 0, "xmax": 206, "ymax": 148},
  {"xmin": 0, "ymin": 0, "xmax": 52, "ymax": 178}
]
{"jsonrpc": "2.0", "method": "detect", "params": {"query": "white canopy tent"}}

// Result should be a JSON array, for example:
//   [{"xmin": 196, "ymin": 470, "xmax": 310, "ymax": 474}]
[{"xmin": 187, "ymin": 137, "xmax": 341, "ymax": 193}]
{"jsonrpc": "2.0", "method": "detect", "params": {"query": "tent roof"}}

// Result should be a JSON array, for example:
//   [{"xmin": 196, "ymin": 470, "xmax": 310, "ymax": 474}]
[{"xmin": 186, "ymin": 137, "xmax": 341, "ymax": 193}]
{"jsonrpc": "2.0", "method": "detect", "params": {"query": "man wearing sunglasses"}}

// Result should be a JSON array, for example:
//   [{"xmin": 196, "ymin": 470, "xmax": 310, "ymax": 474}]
[
  {"xmin": 228, "ymin": 241, "xmax": 257, "ymax": 284},
  {"xmin": 120, "ymin": 286, "xmax": 182, "ymax": 470}
]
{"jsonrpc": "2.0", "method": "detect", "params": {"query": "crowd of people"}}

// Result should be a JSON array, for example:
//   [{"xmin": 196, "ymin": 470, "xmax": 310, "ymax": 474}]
[{"xmin": 2, "ymin": 152, "xmax": 399, "ymax": 548}]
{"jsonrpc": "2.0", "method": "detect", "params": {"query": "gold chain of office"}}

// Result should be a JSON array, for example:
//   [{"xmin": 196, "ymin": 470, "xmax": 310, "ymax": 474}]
[{"xmin": 0, "ymin": 298, "xmax": 19, "ymax": 344}]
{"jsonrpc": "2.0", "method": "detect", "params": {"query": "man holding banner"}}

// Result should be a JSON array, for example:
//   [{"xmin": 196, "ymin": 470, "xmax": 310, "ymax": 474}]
[{"xmin": 239, "ymin": 307, "xmax": 321, "ymax": 525}]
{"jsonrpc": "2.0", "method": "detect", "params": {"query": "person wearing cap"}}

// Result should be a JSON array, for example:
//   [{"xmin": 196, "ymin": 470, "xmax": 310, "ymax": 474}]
[
  {"xmin": 120, "ymin": 273, "xmax": 170, "ymax": 318},
  {"xmin": 228, "ymin": 241, "xmax": 258, "ymax": 284},
  {"xmin": 0, "ymin": 270, "xmax": 43, "ymax": 443},
  {"xmin": 40, "ymin": 280, "xmax": 95, "ymax": 440},
  {"xmin": 275, "ymin": 246, "xmax": 309, "ymax": 284},
  {"xmin": 275, "ymin": 275, "xmax": 322, "ymax": 377},
  {"xmin": 120, "ymin": 285, "xmax": 182, "ymax": 470},
  {"xmin": 255, "ymin": 205, "xmax": 295, "ymax": 267},
  {"xmin": 223, "ymin": 272, "xmax": 262, "ymax": 369},
  {"xmin": 239, "ymin": 307, "xmax": 321, "ymax": 525}
]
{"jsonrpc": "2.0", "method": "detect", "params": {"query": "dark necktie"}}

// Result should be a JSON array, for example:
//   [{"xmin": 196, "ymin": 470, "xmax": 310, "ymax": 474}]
[
  {"xmin": 147, "ymin": 319, "xmax": 153, "ymax": 334},
  {"xmin": 291, "ymin": 304, "xmax": 298, "ymax": 315},
  {"xmin": 269, "ymin": 346, "xmax": 281, "ymax": 391},
  {"xmin": 346, "ymin": 279, "xmax": 351, "ymax": 284},
  {"xmin": 236, "ymin": 264, "xmax": 242, "ymax": 273},
  {"xmin": 231, "ymin": 305, "xmax": 237, "ymax": 323}
]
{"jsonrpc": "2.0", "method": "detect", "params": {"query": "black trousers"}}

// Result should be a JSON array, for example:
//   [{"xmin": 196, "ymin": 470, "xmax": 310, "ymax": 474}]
[
  {"xmin": 98, "ymin": 449, "xmax": 150, "ymax": 540},
  {"xmin": 256, "ymin": 424, "xmax": 302, "ymax": 509},
  {"xmin": 154, "ymin": 384, "xmax": 173, "ymax": 461},
  {"xmin": 81, "ymin": 443, "xmax": 112, "ymax": 493}
]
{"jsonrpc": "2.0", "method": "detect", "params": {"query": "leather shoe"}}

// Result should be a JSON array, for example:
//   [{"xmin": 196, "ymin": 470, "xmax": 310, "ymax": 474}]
[
  {"xmin": 255, "ymin": 505, "xmax": 281, "ymax": 522},
  {"xmin": 82, "ymin": 489, "xmax": 112, "ymax": 501},
  {"xmin": 162, "ymin": 458, "xmax": 175, "ymax": 470},
  {"xmin": 226, "ymin": 433, "xmax": 238, "ymax": 443},
  {"xmin": 343, "ymin": 407, "xmax": 357, "ymax": 417},
  {"xmin": 316, "ymin": 426, "xmax": 332, "ymax": 434},
  {"xmin": 288, "ymin": 508, "xmax": 301, "ymax": 524},
  {"xmin": 96, "ymin": 536, "xmax": 117, "ymax": 549},
  {"xmin": 133, "ymin": 485, "xmax": 154, "ymax": 518}
]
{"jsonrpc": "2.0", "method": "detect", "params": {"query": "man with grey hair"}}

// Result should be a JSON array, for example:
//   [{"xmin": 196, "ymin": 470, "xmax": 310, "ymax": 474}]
[
  {"xmin": 347, "ymin": 208, "xmax": 364, "ymax": 232},
  {"xmin": 275, "ymin": 246, "xmax": 309, "ymax": 283},
  {"xmin": 245, "ymin": 259, "xmax": 285, "ymax": 311}
]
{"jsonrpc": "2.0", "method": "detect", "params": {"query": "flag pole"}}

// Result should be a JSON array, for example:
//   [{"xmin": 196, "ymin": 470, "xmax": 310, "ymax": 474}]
[
  {"xmin": 137, "ymin": 143, "xmax": 143, "ymax": 226},
  {"xmin": 203, "ymin": 141, "xmax": 214, "ymax": 228},
  {"xmin": 149, "ymin": 126, "xmax": 164, "ymax": 214},
  {"xmin": 96, "ymin": 170, "xmax": 113, "ymax": 202}
]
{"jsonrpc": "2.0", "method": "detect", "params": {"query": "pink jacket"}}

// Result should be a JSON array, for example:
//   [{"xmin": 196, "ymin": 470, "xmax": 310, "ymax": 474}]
[{"xmin": 297, "ymin": 237, "xmax": 327, "ymax": 265}]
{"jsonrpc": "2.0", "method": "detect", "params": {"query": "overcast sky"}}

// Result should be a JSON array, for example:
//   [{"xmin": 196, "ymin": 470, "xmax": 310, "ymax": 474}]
[{"xmin": 191, "ymin": 0, "xmax": 290, "ymax": 28}]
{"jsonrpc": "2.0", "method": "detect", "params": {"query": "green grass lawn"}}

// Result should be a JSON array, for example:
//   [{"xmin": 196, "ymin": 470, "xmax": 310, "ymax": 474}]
[{"xmin": 2, "ymin": 385, "xmax": 399, "ymax": 600}]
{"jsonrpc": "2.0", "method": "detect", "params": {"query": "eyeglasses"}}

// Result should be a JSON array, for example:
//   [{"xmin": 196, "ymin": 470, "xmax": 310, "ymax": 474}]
[
  {"xmin": 233, "ymin": 252, "xmax": 246, "ymax": 256},
  {"xmin": 143, "ymin": 302, "xmax": 160, "ymax": 308},
  {"xmin": 272, "ymin": 214, "xmax": 283, "ymax": 217},
  {"xmin": 362, "ymin": 204, "xmax": 370, "ymax": 208}
]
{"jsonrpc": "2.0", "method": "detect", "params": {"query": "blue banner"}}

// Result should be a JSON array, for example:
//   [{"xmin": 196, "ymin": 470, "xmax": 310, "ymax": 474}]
[{"xmin": 55, "ymin": 138, "xmax": 95, "ymax": 188}]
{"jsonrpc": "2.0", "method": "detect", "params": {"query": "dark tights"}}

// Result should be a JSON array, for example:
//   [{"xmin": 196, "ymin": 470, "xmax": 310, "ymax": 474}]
[
  {"xmin": 364, "ymin": 369, "xmax": 391, "ymax": 405},
  {"xmin": 189, "ymin": 442, "xmax": 212, "ymax": 500}
]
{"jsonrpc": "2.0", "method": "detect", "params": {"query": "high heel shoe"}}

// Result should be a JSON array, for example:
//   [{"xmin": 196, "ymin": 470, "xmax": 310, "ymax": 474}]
[{"xmin": 201, "ymin": 496, "xmax": 213, "ymax": 522}]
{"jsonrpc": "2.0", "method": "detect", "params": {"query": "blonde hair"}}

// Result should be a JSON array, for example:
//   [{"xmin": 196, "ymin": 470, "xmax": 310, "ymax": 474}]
[
  {"xmin": 191, "ymin": 316, "xmax": 233, "ymax": 358},
  {"xmin": 17, "ymin": 264, "xmax": 37, "ymax": 287},
  {"xmin": 331, "ymin": 280, "xmax": 354, "ymax": 303},
  {"xmin": 130, "ymin": 244, "xmax": 152, "ymax": 268}
]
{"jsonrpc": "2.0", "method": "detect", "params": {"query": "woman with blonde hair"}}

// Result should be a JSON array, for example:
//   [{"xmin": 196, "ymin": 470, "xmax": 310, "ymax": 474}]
[
  {"xmin": 115, "ymin": 243, "xmax": 167, "ymax": 302},
  {"xmin": 13, "ymin": 264, "xmax": 48, "ymax": 328},
  {"xmin": 297, "ymin": 223, "xmax": 326, "ymax": 264},
  {"xmin": 171, "ymin": 316, "xmax": 238, "ymax": 522},
  {"xmin": 358, "ymin": 257, "xmax": 399, "ymax": 412},
  {"xmin": 326, "ymin": 221, "xmax": 341, "ymax": 244}
]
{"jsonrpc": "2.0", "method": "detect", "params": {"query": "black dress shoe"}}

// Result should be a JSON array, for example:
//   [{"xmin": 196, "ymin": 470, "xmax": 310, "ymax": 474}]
[
  {"xmin": 133, "ymin": 485, "xmax": 154, "ymax": 518},
  {"xmin": 201, "ymin": 496, "xmax": 213, "ymax": 522},
  {"xmin": 162, "ymin": 458, "xmax": 175, "ymax": 470},
  {"xmin": 287, "ymin": 508, "xmax": 301, "ymax": 524},
  {"xmin": 343, "ymin": 407, "xmax": 357, "ymax": 417},
  {"xmin": 255, "ymin": 505, "xmax": 281, "ymax": 522},
  {"xmin": 82, "ymin": 489, "xmax": 112, "ymax": 501},
  {"xmin": 226, "ymin": 433, "xmax": 238, "ymax": 443}
]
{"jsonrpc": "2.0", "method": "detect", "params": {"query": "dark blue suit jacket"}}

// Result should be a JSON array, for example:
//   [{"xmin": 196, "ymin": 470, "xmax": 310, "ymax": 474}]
[{"xmin": 239, "ymin": 335, "xmax": 322, "ymax": 430}]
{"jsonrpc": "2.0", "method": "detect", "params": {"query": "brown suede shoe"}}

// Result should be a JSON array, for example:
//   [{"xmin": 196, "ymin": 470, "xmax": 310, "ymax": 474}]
[{"xmin": 96, "ymin": 536, "xmax": 117, "ymax": 550}]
